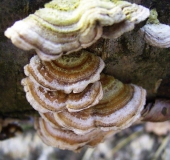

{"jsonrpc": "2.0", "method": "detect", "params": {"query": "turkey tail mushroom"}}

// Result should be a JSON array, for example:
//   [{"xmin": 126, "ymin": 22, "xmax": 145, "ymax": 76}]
[
  {"xmin": 102, "ymin": 1, "xmax": 150, "ymax": 39},
  {"xmin": 21, "ymin": 77, "xmax": 103, "ymax": 113},
  {"xmin": 4, "ymin": 0, "xmax": 150, "ymax": 61},
  {"xmin": 34, "ymin": 118, "xmax": 114, "ymax": 152},
  {"xmin": 140, "ymin": 9, "xmax": 170, "ymax": 48},
  {"xmin": 4, "ymin": 0, "xmax": 152, "ymax": 152},
  {"xmin": 23, "ymin": 50, "xmax": 105, "ymax": 94},
  {"xmin": 21, "ymin": 50, "xmax": 104, "ymax": 113},
  {"xmin": 41, "ymin": 74, "xmax": 146, "ymax": 135},
  {"xmin": 140, "ymin": 23, "xmax": 170, "ymax": 48},
  {"xmin": 4, "ymin": 0, "xmax": 125, "ymax": 61}
]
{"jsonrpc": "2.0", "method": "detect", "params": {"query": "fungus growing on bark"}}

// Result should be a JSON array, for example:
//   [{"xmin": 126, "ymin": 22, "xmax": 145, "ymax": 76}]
[
  {"xmin": 21, "ymin": 77, "xmax": 103, "ymax": 113},
  {"xmin": 40, "ymin": 74, "xmax": 146, "ymax": 135},
  {"xmin": 4, "ymin": 0, "xmax": 150, "ymax": 61},
  {"xmin": 140, "ymin": 9, "xmax": 170, "ymax": 48},
  {"xmin": 24, "ymin": 50, "xmax": 105, "ymax": 94},
  {"xmin": 35, "ymin": 118, "xmax": 113, "ymax": 152},
  {"xmin": 4, "ymin": 0, "xmax": 163, "ymax": 153},
  {"xmin": 4, "ymin": 0, "xmax": 124, "ymax": 60},
  {"xmin": 103, "ymin": 1, "xmax": 150, "ymax": 39}
]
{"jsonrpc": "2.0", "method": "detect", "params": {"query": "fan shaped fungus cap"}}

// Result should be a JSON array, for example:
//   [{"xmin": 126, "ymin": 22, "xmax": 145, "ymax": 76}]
[
  {"xmin": 4, "ymin": 0, "xmax": 150, "ymax": 61},
  {"xmin": 24, "ymin": 50, "xmax": 105, "ymax": 94},
  {"xmin": 102, "ymin": 1, "xmax": 150, "ymax": 39},
  {"xmin": 140, "ymin": 24, "xmax": 170, "ymax": 48},
  {"xmin": 4, "ymin": 0, "xmax": 126, "ymax": 61},
  {"xmin": 114, "ymin": 1, "xmax": 150, "ymax": 24},
  {"xmin": 41, "ymin": 74, "xmax": 146, "ymax": 135},
  {"xmin": 35, "ymin": 118, "xmax": 114, "ymax": 152},
  {"xmin": 21, "ymin": 77, "xmax": 103, "ymax": 113},
  {"xmin": 140, "ymin": 9, "xmax": 170, "ymax": 48}
]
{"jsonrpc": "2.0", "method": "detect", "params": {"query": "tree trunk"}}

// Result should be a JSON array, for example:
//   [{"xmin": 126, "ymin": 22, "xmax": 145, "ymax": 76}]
[{"xmin": 0, "ymin": 0, "xmax": 170, "ymax": 119}]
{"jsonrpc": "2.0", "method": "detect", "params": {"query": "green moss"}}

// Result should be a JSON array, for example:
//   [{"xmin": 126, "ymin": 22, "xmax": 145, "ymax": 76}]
[{"xmin": 147, "ymin": 9, "xmax": 160, "ymax": 24}]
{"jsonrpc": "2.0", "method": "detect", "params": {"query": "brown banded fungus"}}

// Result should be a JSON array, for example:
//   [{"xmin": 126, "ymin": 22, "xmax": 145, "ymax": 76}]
[
  {"xmin": 35, "ymin": 118, "xmax": 114, "ymax": 152},
  {"xmin": 41, "ymin": 74, "xmax": 146, "ymax": 135},
  {"xmin": 3, "ymin": 0, "xmax": 154, "ymax": 152},
  {"xmin": 21, "ymin": 77, "xmax": 103, "ymax": 113},
  {"xmin": 23, "ymin": 50, "xmax": 105, "ymax": 94}
]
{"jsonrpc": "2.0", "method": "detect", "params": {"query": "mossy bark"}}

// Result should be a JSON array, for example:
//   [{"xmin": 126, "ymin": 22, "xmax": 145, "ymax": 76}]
[{"xmin": 0, "ymin": 0, "xmax": 170, "ymax": 119}]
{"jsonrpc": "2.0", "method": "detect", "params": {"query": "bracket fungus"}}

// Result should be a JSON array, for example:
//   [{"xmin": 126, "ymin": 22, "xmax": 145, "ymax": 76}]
[
  {"xmin": 40, "ymin": 74, "xmax": 146, "ymax": 135},
  {"xmin": 24, "ymin": 51, "xmax": 105, "ymax": 94},
  {"xmin": 103, "ymin": 1, "xmax": 150, "ymax": 39},
  {"xmin": 4, "ymin": 0, "xmax": 149, "ymax": 61},
  {"xmin": 140, "ymin": 9, "xmax": 170, "ymax": 48},
  {"xmin": 21, "ymin": 77, "xmax": 103, "ymax": 113},
  {"xmin": 5, "ymin": 0, "xmax": 170, "ymax": 153},
  {"xmin": 35, "ymin": 118, "xmax": 113, "ymax": 152}
]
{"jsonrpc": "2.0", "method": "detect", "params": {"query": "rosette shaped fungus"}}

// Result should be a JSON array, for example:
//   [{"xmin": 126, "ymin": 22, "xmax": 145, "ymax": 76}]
[
  {"xmin": 4, "ymin": 0, "xmax": 126, "ymax": 61},
  {"xmin": 140, "ymin": 9, "xmax": 170, "ymax": 48},
  {"xmin": 21, "ymin": 77, "xmax": 103, "ymax": 113},
  {"xmin": 24, "ymin": 50, "xmax": 105, "ymax": 93},
  {"xmin": 102, "ymin": 1, "xmax": 150, "ymax": 39},
  {"xmin": 41, "ymin": 74, "xmax": 146, "ymax": 135},
  {"xmin": 35, "ymin": 118, "xmax": 113, "ymax": 152}
]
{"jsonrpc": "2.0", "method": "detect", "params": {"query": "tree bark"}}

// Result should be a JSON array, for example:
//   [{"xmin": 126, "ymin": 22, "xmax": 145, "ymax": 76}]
[{"xmin": 0, "ymin": 0, "xmax": 170, "ymax": 119}]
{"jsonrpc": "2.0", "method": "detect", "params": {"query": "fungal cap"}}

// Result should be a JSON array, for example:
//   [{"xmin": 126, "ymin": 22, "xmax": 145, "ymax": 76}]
[
  {"xmin": 102, "ymin": 20, "xmax": 135, "ymax": 39},
  {"xmin": 4, "ymin": 0, "xmax": 127, "ymax": 61},
  {"xmin": 24, "ymin": 51, "xmax": 105, "ymax": 94},
  {"xmin": 103, "ymin": 1, "xmax": 150, "ymax": 39},
  {"xmin": 21, "ymin": 77, "xmax": 103, "ymax": 113},
  {"xmin": 46, "ymin": 75, "xmax": 146, "ymax": 135},
  {"xmin": 112, "ymin": 1, "xmax": 150, "ymax": 23},
  {"xmin": 35, "ymin": 118, "xmax": 113, "ymax": 152},
  {"xmin": 140, "ymin": 23, "xmax": 170, "ymax": 48}
]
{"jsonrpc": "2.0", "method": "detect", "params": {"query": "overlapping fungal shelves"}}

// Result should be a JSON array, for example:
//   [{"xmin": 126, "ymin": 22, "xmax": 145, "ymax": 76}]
[
  {"xmin": 23, "ymin": 51, "xmax": 105, "ymax": 93},
  {"xmin": 21, "ymin": 75, "xmax": 103, "ymax": 113},
  {"xmin": 4, "ymin": 0, "xmax": 170, "ymax": 152},
  {"xmin": 35, "ymin": 118, "xmax": 113, "ymax": 152},
  {"xmin": 22, "ymin": 64, "xmax": 146, "ymax": 151},
  {"xmin": 40, "ymin": 75, "xmax": 146, "ymax": 135},
  {"xmin": 5, "ymin": 0, "xmax": 149, "ymax": 61}
]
